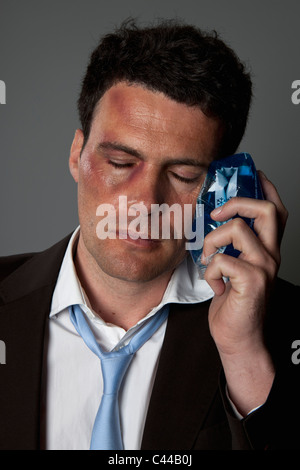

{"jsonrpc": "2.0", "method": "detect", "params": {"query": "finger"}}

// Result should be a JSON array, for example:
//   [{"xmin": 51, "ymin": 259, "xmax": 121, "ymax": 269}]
[
  {"xmin": 210, "ymin": 197, "xmax": 280, "ymax": 262},
  {"xmin": 258, "ymin": 170, "xmax": 288, "ymax": 243},
  {"xmin": 204, "ymin": 252, "xmax": 267, "ymax": 299},
  {"xmin": 204, "ymin": 253, "xmax": 250, "ymax": 296},
  {"xmin": 202, "ymin": 216, "xmax": 264, "ymax": 265}
]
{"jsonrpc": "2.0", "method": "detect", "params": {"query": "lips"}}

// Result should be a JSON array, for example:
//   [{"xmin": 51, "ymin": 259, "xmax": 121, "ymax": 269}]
[{"xmin": 117, "ymin": 228, "xmax": 161, "ymax": 242}]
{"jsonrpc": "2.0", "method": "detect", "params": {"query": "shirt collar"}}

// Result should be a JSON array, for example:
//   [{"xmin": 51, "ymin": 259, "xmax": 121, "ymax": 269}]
[
  {"xmin": 50, "ymin": 227, "xmax": 214, "ymax": 321},
  {"xmin": 50, "ymin": 227, "xmax": 84, "ymax": 317}
]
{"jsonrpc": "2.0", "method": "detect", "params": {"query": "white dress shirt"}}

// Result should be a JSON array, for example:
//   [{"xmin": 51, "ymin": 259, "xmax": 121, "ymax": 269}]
[{"xmin": 42, "ymin": 227, "xmax": 216, "ymax": 450}]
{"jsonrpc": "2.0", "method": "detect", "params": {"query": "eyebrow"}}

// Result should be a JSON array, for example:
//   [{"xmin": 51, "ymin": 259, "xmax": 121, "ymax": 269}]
[
  {"xmin": 97, "ymin": 141, "xmax": 207, "ymax": 168},
  {"xmin": 97, "ymin": 142, "xmax": 142, "ymax": 159}
]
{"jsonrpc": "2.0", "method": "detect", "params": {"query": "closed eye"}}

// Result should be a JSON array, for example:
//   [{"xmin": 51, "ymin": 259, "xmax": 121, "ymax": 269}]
[
  {"xmin": 171, "ymin": 172, "xmax": 201, "ymax": 184},
  {"xmin": 107, "ymin": 160, "xmax": 135, "ymax": 169}
]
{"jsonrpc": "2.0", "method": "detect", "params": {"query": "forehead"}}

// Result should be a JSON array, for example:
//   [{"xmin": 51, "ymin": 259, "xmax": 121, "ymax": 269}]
[{"xmin": 89, "ymin": 82, "xmax": 223, "ymax": 160}]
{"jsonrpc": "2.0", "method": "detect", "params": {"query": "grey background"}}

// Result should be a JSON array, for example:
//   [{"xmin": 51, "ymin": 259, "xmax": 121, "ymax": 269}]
[{"xmin": 0, "ymin": 0, "xmax": 299, "ymax": 284}]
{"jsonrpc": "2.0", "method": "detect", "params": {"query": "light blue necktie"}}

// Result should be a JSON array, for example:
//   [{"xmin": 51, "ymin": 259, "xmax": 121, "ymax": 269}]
[{"xmin": 69, "ymin": 304, "xmax": 169, "ymax": 450}]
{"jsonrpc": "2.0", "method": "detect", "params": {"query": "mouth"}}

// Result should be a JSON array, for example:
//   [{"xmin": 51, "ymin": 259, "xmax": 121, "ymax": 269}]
[{"xmin": 116, "ymin": 229, "xmax": 163, "ymax": 248}]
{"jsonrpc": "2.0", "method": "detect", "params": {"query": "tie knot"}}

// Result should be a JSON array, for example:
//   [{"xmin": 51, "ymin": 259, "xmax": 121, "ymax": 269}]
[{"xmin": 101, "ymin": 353, "xmax": 133, "ymax": 395}]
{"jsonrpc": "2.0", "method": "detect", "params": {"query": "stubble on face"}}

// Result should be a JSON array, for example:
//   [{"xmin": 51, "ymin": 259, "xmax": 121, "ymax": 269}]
[{"xmin": 71, "ymin": 82, "xmax": 224, "ymax": 285}]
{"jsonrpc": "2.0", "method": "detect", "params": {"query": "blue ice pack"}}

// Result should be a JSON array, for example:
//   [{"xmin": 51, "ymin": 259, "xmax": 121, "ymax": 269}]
[{"xmin": 188, "ymin": 152, "xmax": 264, "ymax": 278}]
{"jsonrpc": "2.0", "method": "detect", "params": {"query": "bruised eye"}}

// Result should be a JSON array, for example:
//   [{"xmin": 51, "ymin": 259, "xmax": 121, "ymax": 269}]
[{"xmin": 107, "ymin": 160, "xmax": 135, "ymax": 169}]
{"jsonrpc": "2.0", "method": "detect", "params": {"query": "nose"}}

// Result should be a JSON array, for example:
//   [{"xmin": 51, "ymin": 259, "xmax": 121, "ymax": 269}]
[{"xmin": 128, "ymin": 163, "xmax": 165, "ymax": 214}]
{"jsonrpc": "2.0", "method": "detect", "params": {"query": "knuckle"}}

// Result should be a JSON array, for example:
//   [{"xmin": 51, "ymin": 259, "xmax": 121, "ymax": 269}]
[
  {"xmin": 255, "ymin": 255, "xmax": 278, "ymax": 284},
  {"xmin": 264, "ymin": 200, "xmax": 277, "ymax": 218},
  {"xmin": 213, "ymin": 252, "xmax": 224, "ymax": 264},
  {"xmin": 232, "ymin": 217, "xmax": 246, "ymax": 233}
]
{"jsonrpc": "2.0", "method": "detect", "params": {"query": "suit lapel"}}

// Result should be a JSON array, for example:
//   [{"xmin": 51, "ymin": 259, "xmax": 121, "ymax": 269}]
[
  {"xmin": 141, "ymin": 300, "xmax": 221, "ymax": 450},
  {"xmin": 0, "ymin": 235, "xmax": 72, "ymax": 449}
]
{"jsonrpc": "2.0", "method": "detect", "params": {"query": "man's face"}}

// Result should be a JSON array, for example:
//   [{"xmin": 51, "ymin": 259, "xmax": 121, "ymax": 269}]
[{"xmin": 69, "ymin": 82, "xmax": 224, "ymax": 283}]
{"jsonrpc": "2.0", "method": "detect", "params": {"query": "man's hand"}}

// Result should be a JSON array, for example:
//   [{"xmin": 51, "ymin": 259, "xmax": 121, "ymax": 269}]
[{"xmin": 202, "ymin": 171, "xmax": 288, "ymax": 416}]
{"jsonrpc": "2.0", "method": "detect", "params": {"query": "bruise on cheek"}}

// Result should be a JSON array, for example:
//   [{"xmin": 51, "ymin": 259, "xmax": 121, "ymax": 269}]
[
  {"xmin": 80, "ymin": 147, "xmax": 124, "ymax": 191},
  {"xmin": 79, "ymin": 152, "xmax": 104, "ymax": 195}
]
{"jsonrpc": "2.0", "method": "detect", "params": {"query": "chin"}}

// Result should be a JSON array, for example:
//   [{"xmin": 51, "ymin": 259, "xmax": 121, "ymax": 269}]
[
  {"xmin": 95, "ymin": 249, "xmax": 182, "ymax": 283},
  {"xmin": 85, "ymin": 236, "xmax": 186, "ymax": 283}
]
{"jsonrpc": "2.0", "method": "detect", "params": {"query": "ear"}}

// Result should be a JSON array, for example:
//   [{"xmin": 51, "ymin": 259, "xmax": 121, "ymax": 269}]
[{"xmin": 69, "ymin": 129, "xmax": 84, "ymax": 182}]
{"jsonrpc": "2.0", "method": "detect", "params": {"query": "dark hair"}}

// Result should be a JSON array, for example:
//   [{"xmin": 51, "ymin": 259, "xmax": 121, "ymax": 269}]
[{"xmin": 78, "ymin": 18, "xmax": 252, "ymax": 157}]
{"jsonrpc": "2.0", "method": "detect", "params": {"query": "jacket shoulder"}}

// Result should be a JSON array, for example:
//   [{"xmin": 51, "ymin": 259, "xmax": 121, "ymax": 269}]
[
  {"xmin": 0, "ymin": 232, "xmax": 74, "ymax": 288},
  {"xmin": 0, "ymin": 252, "xmax": 37, "ymax": 283}
]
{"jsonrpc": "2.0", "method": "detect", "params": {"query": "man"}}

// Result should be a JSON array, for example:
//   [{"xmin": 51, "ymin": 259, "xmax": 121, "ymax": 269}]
[{"xmin": 0, "ymin": 19, "xmax": 299, "ymax": 450}]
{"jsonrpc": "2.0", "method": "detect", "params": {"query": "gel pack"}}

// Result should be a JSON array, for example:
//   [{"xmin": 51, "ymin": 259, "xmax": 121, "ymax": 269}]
[{"xmin": 189, "ymin": 152, "xmax": 264, "ymax": 278}]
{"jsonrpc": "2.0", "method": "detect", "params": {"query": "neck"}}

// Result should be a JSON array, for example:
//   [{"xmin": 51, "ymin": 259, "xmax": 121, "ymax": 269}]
[{"xmin": 74, "ymin": 236, "xmax": 173, "ymax": 330}]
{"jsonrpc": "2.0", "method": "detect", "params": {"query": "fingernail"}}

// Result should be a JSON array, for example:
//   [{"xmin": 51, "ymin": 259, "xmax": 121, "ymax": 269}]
[{"xmin": 211, "ymin": 206, "xmax": 223, "ymax": 217}]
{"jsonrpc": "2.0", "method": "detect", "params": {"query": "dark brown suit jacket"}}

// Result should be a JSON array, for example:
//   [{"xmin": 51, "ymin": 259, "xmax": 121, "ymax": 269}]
[{"xmin": 0, "ymin": 234, "xmax": 299, "ymax": 450}]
